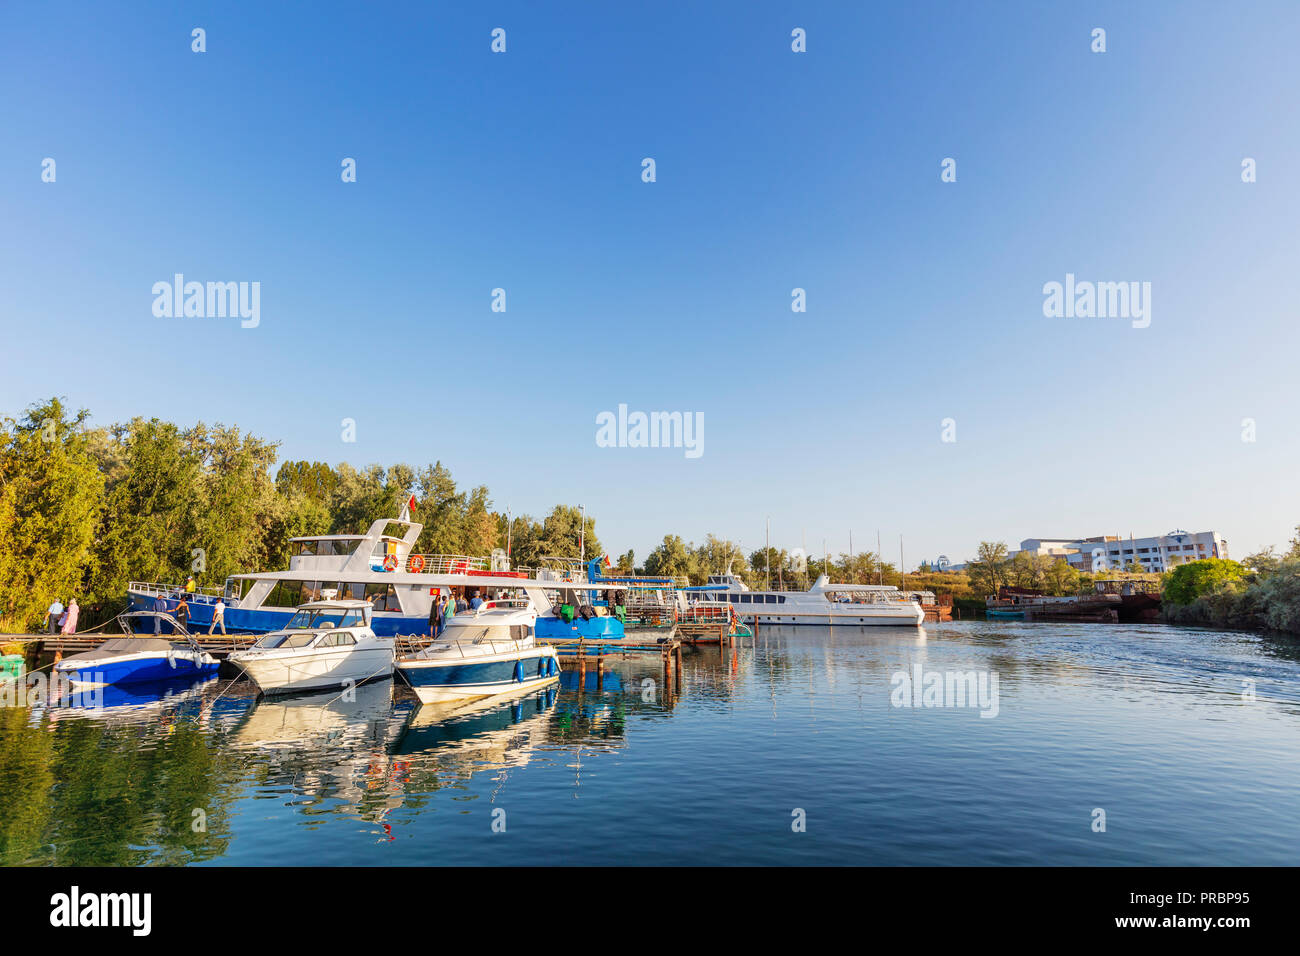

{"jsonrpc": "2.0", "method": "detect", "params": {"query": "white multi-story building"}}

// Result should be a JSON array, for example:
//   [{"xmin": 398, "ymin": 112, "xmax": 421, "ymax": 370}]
[{"xmin": 1014, "ymin": 531, "xmax": 1228, "ymax": 573}]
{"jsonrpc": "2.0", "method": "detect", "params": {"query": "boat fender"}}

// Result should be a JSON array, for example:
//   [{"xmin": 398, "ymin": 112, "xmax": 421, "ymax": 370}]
[
  {"xmin": 167, "ymin": 649, "xmax": 176, "ymax": 669},
  {"xmin": 537, "ymin": 657, "xmax": 546, "ymax": 677},
  {"xmin": 513, "ymin": 660, "xmax": 525, "ymax": 683}
]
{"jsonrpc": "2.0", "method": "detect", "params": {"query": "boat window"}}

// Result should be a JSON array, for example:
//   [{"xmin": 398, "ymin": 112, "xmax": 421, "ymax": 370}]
[
  {"xmin": 299, "ymin": 581, "xmax": 325, "ymax": 603},
  {"xmin": 254, "ymin": 630, "xmax": 318, "ymax": 649},
  {"xmin": 285, "ymin": 608, "xmax": 354, "ymax": 630},
  {"xmin": 364, "ymin": 582, "xmax": 401, "ymax": 612},
  {"xmin": 321, "ymin": 539, "xmax": 359, "ymax": 557},
  {"xmin": 448, "ymin": 625, "xmax": 515, "ymax": 644},
  {"xmin": 265, "ymin": 580, "xmax": 306, "ymax": 607},
  {"xmin": 295, "ymin": 540, "xmax": 318, "ymax": 556},
  {"xmin": 319, "ymin": 631, "xmax": 357, "ymax": 647}
]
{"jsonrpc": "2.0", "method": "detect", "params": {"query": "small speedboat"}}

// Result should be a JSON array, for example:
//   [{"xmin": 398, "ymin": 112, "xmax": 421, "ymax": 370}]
[
  {"xmin": 228, "ymin": 597, "xmax": 394, "ymax": 695},
  {"xmin": 395, "ymin": 599, "xmax": 559, "ymax": 704},
  {"xmin": 54, "ymin": 631, "xmax": 219, "ymax": 687}
]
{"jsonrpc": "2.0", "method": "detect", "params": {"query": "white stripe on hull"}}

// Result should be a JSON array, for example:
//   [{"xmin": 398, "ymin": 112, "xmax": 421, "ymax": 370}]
[{"xmin": 411, "ymin": 673, "xmax": 558, "ymax": 705}]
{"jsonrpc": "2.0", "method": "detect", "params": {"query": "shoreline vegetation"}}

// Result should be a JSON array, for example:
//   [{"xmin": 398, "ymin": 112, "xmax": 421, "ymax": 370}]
[{"xmin": 2, "ymin": 398, "xmax": 1298, "ymax": 638}]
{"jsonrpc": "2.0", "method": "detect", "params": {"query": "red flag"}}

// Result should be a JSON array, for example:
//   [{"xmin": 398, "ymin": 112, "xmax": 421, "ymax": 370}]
[
  {"xmin": 604, "ymin": 554, "xmax": 612, "ymax": 568},
  {"xmin": 407, "ymin": 494, "xmax": 416, "ymax": 512}
]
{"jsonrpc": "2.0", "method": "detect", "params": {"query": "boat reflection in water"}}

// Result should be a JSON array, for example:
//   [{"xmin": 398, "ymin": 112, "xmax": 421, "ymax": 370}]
[
  {"xmin": 394, "ymin": 683, "xmax": 559, "ymax": 778},
  {"xmin": 42, "ymin": 674, "xmax": 221, "ymax": 726},
  {"xmin": 226, "ymin": 680, "xmax": 413, "ymax": 825}
]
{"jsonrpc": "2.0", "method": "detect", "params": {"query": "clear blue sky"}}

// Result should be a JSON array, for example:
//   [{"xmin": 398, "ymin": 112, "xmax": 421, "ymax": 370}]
[{"xmin": 3, "ymin": 1, "xmax": 1298, "ymax": 566}]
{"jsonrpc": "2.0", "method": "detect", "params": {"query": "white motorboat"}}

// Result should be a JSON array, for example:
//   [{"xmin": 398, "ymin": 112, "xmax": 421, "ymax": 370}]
[
  {"xmin": 702, "ymin": 573, "xmax": 925, "ymax": 626},
  {"xmin": 228, "ymin": 597, "xmax": 395, "ymax": 695},
  {"xmin": 395, "ymin": 599, "xmax": 560, "ymax": 704}
]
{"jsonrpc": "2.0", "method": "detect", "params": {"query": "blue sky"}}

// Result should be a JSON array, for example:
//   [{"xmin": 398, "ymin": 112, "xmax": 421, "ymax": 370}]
[{"xmin": 3, "ymin": 1, "xmax": 1298, "ymax": 566}]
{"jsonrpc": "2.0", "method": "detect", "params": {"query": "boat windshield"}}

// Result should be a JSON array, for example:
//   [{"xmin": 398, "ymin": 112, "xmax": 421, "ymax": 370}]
[
  {"xmin": 284, "ymin": 608, "xmax": 365, "ymax": 630},
  {"xmin": 253, "ymin": 631, "xmax": 319, "ymax": 649},
  {"xmin": 445, "ymin": 625, "xmax": 528, "ymax": 644}
]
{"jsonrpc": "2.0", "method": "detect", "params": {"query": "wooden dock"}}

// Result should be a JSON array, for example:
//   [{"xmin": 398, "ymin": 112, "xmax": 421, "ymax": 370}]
[{"xmin": 2, "ymin": 632, "xmax": 259, "ymax": 659}]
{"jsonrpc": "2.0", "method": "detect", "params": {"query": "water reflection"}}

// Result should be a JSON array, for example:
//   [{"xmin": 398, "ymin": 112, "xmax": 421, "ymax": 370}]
[{"xmin": 1, "ymin": 623, "xmax": 1298, "ymax": 865}]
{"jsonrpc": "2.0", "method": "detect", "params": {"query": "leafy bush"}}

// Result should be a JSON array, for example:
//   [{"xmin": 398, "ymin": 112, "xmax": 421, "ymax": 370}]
[{"xmin": 1162, "ymin": 559, "xmax": 1248, "ymax": 606}]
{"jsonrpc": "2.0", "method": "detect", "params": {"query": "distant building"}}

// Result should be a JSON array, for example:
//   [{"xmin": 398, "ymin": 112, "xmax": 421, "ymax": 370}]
[{"xmin": 1015, "ymin": 531, "xmax": 1228, "ymax": 573}]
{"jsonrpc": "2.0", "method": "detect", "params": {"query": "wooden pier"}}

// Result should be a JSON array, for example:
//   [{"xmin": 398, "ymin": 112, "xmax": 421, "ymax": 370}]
[{"xmin": 2, "ymin": 632, "xmax": 259, "ymax": 660}]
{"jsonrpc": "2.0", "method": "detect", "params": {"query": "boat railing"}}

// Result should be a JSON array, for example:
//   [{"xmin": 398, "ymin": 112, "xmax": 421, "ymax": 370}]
[
  {"xmin": 679, "ymin": 604, "xmax": 735, "ymax": 624},
  {"xmin": 400, "ymin": 634, "xmax": 529, "ymax": 660},
  {"xmin": 477, "ymin": 599, "xmax": 531, "ymax": 614},
  {"xmin": 399, "ymin": 554, "xmax": 491, "ymax": 574},
  {"xmin": 128, "ymin": 581, "xmax": 225, "ymax": 603}
]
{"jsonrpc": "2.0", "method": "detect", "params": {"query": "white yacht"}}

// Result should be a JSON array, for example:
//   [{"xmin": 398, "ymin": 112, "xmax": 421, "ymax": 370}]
[
  {"xmin": 126, "ymin": 510, "xmax": 623, "ymax": 643},
  {"xmin": 395, "ymin": 599, "xmax": 560, "ymax": 704},
  {"xmin": 702, "ymin": 573, "xmax": 924, "ymax": 627},
  {"xmin": 228, "ymin": 597, "xmax": 395, "ymax": 694}
]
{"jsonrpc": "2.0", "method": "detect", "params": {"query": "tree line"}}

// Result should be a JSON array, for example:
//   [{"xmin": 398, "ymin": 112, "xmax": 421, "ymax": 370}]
[{"xmin": 0, "ymin": 399, "xmax": 599, "ymax": 630}]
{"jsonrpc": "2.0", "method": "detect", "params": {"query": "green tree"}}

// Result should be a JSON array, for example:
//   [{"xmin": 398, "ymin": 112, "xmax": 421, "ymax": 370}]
[
  {"xmin": 644, "ymin": 535, "xmax": 692, "ymax": 579},
  {"xmin": 0, "ymin": 399, "xmax": 105, "ymax": 629},
  {"xmin": 1163, "ymin": 558, "xmax": 1248, "ymax": 605},
  {"xmin": 1043, "ymin": 558, "xmax": 1079, "ymax": 596},
  {"xmin": 966, "ymin": 541, "xmax": 1010, "ymax": 596}
]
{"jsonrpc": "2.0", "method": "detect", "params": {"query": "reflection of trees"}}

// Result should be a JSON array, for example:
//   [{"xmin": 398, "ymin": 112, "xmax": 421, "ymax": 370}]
[
  {"xmin": 0, "ymin": 708, "xmax": 54, "ymax": 865},
  {"xmin": 25, "ymin": 715, "xmax": 238, "ymax": 865}
]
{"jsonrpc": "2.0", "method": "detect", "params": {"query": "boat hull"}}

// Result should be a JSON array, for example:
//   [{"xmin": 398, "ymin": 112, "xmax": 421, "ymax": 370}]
[
  {"xmin": 127, "ymin": 591, "xmax": 431, "ymax": 637},
  {"xmin": 397, "ymin": 649, "xmax": 560, "ymax": 704},
  {"xmin": 54, "ymin": 652, "xmax": 219, "ymax": 687},
  {"xmin": 231, "ymin": 645, "xmax": 395, "ymax": 695},
  {"xmin": 736, "ymin": 607, "xmax": 925, "ymax": 627}
]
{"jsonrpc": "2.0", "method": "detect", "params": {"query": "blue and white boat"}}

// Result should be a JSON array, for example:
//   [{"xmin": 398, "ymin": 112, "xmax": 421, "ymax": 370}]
[
  {"xmin": 126, "ymin": 511, "xmax": 629, "ymax": 642},
  {"xmin": 53, "ymin": 616, "xmax": 219, "ymax": 687},
  {"xmin": 395, "ymin": 599, "xmax": 560, "ymax": 704}
]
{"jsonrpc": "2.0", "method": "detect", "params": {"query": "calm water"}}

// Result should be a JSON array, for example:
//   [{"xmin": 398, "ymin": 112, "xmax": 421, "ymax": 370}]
[{"xmin": 2, "ymin": 622, "xmax": 1299, "ymax": 866}]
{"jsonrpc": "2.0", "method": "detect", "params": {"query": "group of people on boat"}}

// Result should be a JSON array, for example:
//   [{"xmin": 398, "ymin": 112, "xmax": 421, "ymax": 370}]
[{"xmin": 426, "ymin": 588, "xmax": 486, "ymax": 636}]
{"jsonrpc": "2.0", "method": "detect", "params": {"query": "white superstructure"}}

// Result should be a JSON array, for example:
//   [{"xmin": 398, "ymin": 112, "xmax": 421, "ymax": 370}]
[{"xmin": 701, "ymin": 574, "xmax": 924, "ymax": 627}]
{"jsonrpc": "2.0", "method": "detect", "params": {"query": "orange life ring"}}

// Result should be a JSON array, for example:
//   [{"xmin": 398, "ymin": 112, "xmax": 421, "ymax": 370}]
[
  {"xmin": 383, "ymin": 554, "xmax": 398, "ymax": 571},
  {"xmin": 409, "ymin": 554, "xmax": 426, "ymax": 572}
]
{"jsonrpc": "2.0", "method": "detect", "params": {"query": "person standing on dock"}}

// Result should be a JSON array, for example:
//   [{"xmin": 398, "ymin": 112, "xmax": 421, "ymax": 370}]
[
  {"xmin": 442, "ymin": 592, "xmax": 456, "ymax": 630},
  {"xmin": 175, "ymin": 596, "xmax": 190, "ymax": 633},
  {"xmin": 209, "ymin": 598, "xmax": 226, "ymax": 635},
  {"xmin": 152, "ymin": 593, "xmax": 168, "ymax": 634},
  {"xmin": 60, "ymin": 599, "xmax": 79, "ymax": 635},
  {"xmin": 45, "ymin": 599, "xmax": 64, "ymax": 635}
]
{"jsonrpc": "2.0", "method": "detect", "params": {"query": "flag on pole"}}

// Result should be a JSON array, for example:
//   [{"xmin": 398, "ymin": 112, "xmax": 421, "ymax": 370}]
[
  {"xmin": 400, "ymin": 493, "xmax": 416, "ymax": 522},
  {"xmin": 604, "ymin": 554, "xmax": 612, "ymax": 568}
]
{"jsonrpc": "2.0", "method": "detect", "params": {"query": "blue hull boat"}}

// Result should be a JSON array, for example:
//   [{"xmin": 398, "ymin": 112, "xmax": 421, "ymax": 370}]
[{"xmin": 54, "ymin": 636, "xmax": 220, "ymax": 687}]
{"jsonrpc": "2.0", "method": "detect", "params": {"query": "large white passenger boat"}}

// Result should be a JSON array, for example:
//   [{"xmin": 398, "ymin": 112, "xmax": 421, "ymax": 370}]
[
  {"xmin": 703, "ymin": 574, "xmax": 924, "ymax": 627},
  {"xmin": 126, "ymin": 514, "xmax": 625, "ymax": 643}
]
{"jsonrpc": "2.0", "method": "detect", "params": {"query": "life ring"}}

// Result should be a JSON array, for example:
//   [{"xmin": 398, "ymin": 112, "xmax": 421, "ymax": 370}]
[
  {"xmin": 409, "ymin": 554, "xmax": 425, "ymax": 572},
  {"xmin": 383, "ymin": 554, "xmax": 398, "ymax": 571}
]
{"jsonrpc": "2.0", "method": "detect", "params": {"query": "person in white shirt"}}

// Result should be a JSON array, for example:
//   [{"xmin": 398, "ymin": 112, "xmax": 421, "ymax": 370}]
[
  {"xmin": 45, "ymin": 600, "xmax": 64, "ymax": 635},
  {"xmin": 209, "ymin": 599, "xmax": 227, "ymax": 635}
]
